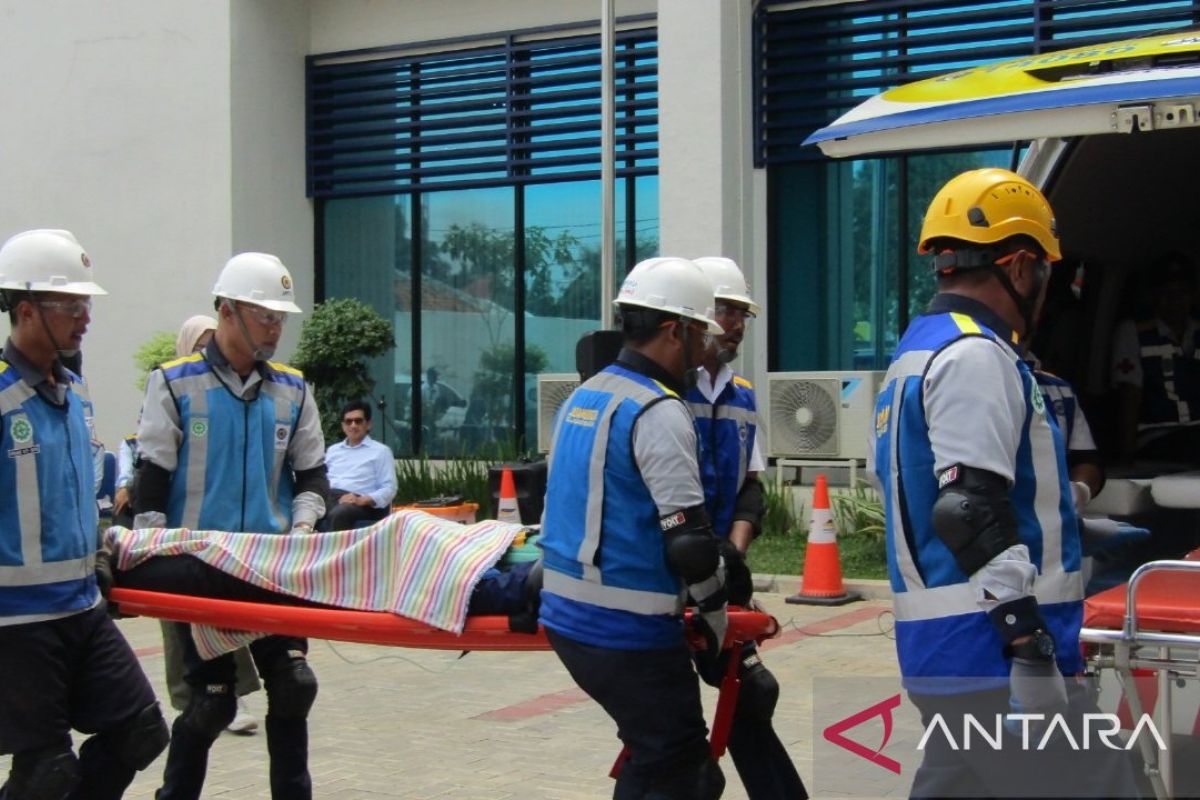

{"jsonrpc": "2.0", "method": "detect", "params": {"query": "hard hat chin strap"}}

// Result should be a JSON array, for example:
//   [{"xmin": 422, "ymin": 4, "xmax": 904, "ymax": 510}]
[
  {"xmin": 25, "ymin": 287, "xmax": 79, "ymax": 361},
  {"xmin": 229, "ymin": 300, "xmax": 276, "ymax": 362},
  {"xmin": 678, "ymin": 321, "xmax": 702, "ymax": 390},
  {"xmin": 984, "ymin": 263, "xmax": 1042, "ymax": 346}
]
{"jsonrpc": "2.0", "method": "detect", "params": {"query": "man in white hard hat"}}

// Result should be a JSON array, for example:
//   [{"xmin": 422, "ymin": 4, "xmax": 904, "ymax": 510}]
[
  {"xmin": 0, "ymin": 229, "xmax": 169, "ymax": 798},
  {"xmin": 132, "ymin": 252, "xmax": 329, "ymax": 800},
  {"xmin": 687, "ymin": 257, "xmax": 806, "ymax": 800},
  {"xmin": 539, "ymin": 257, "xmax": 734, "ymax": 799}
]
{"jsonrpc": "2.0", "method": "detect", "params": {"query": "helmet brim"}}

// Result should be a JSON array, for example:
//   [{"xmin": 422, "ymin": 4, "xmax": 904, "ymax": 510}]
[{"xmin": 0, "ymin": 280, "xmax": 107, "ymax": 296}]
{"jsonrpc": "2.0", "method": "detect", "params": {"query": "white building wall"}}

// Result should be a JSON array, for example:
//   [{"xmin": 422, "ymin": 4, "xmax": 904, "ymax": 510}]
[
  {"xmin": 0, "ymin": 0, "xmax": 762, "ymax": 446},
  {"xmin": 0, "ymin": 1, "xmax": 235, "ymax": 447},
  {"xmin": 230, "ymin": 0, "xmax": 314, "ymax": 361},
  {"xmin": 309, "ymin": 0, "xmax": 655, "ymax": 54},
  {"xmin": 658, "ymin": 0, "xmax": 766, "ymax": 390}
]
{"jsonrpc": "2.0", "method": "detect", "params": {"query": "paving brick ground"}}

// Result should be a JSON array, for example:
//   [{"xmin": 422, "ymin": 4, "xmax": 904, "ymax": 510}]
[{"xmin": 1, "ymin": 589, "xmax": 902, "ymax": 798}]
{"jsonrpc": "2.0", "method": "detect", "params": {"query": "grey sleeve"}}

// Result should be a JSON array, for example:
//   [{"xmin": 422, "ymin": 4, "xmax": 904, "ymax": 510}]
[
  {"xmin": 631, "ymin": 398, "xmax": 706, "ymax": 515},
  {"xmin": 925, "ymin": 337, "xmax": 1036, "ymax": 610},
  {"xmin": 135, "ymin": 369, "xmax": 183, "ymax": 473},
  {"xmin": 288, "ymin": 384, "xmax": 327, "ymax": 472},
  {"xmin": 924, "ymin": 337, "xmax": 1026, "ymax": 482}
]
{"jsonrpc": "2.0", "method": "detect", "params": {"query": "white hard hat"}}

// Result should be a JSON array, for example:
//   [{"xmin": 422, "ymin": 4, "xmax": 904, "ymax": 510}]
[
  {"xmin": 694, "ymin": 256, "xmax": 760, "ymax": 317},
  {"xmin": 615, "ymin": 257, "xmax": 724, "ymax": 336},
  {"xmin": 0, "ymin": 229, "xmax": 107, "ymax": 296},
  {"xmin": 212, "ymin": 252, "xmax": 302, "ymax": 313}
]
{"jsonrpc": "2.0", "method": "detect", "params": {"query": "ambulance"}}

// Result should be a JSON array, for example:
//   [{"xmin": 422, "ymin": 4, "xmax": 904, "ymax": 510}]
[
  {"xmin": 805, "ymin": 31, "xmax": 1200, "ymax": 797},
  {"xmin": 805, "ymin": 29, "xmax": 1200, "ymax": 518}
]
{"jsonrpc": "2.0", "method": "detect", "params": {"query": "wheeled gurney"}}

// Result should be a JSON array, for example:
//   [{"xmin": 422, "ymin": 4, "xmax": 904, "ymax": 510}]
[{"xmin": 1080, "ymin": 548, "xmax": 1200, "ymax": 799}]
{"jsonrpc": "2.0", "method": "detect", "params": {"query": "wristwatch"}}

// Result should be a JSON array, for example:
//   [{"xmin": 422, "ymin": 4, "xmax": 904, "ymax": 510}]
[{"xmin": 1010, "ymin": 629, "xmax": 1056, "ymax": 661}]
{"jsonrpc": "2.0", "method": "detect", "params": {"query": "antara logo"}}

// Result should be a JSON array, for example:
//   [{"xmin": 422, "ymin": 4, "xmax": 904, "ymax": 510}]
[
  {"xmin": 823, "ymin": 694, "xmax": 903, "ymax": 774},
  {"xmin": 824, "ymin": 693, "xmax": 1167, "ymax": 776}
]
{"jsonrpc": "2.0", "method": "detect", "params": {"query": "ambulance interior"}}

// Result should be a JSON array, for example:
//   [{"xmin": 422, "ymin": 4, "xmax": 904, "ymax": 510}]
[{"xmin": 1029, "ymin": 125, "xmax": 1200, "ymax": 586}]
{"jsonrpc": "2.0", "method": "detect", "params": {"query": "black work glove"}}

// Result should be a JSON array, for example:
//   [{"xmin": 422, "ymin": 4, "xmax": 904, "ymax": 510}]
[
  {"xmin": 718, "ymin": 539, "xmax": 753, "ymax": 606},
  {"xmin": 95, "ymin": 549, "xmax": 114, "ymax": 598}
]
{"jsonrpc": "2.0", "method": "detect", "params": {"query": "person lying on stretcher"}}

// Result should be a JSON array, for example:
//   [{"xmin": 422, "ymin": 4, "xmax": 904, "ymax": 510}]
[{"xmin": 102, "ymin": 510, "xmax": 545, "ymax": 638}]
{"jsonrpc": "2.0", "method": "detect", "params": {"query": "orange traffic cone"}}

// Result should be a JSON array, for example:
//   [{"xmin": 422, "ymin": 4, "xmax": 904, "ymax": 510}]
[
  {"xmin": 496, "ymin": 467, "xmax": 522, "ymax": 524},
  {"xmin": 786, "ymin": 474, "xmax": 861, "ymax": 606}
]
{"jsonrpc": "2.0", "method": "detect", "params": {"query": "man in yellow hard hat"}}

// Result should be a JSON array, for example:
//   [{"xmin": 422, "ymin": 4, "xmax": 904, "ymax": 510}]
[{"xmin": 868, "ymin": 169, "xmax": 1137, "ymax": 797}]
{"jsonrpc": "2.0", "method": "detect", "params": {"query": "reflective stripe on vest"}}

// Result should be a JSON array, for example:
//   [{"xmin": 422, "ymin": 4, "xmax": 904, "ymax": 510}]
[
  {"xmin": 1136, "ymin": 319, "xmax": 1200, "ymax": 427},
  {"xmin": 872, "ymin": 312, "xmax": 1083, "ymax": 680},
  {"xmin": 686, "ymin": 379, "xmax": 757, "ymax": 538},
  {"xmin": 541, "ymin": 365, "xmax": 684, "ymax": 617},
  {"xmin": 0, "ymin": 363, "xmax": 95, "ymax": 592},
  {"xmin": 161, "ymin": 357, "xmax": 305, "ymax": 533}
]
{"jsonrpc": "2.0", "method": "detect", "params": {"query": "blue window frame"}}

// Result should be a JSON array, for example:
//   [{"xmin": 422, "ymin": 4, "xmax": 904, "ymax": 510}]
[{"xmin": 309, "ymin": 20, "xmax": 660, "ymax": 455}]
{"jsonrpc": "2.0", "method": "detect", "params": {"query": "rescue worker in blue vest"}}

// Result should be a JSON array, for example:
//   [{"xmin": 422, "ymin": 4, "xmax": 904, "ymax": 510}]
[
  {"xmin": 869, "ymin": 169, "xmax": 1138, "ymax": 797},
  {"xmin": 686, "ymin": 256, "xmax": 806, "ymax": 800},
  {"xmin": 132, "ymin": 252, "xmax": 329, "ymax": 800},
  {"xmin": 0, "ymin": 229, "xmax": 169, "ymax": 799},
  {"xmin": 1111, "ymin": 251, "xmax": 1200, "ymax": 465},
  {"xmin": 540, "ymin": 256, "xmax": 731, "ymax": 800}
]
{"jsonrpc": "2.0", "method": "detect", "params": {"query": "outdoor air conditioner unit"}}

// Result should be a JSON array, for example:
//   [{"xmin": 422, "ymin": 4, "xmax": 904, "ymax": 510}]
[
  {"xmin": 536, "ymin": 373, "xmax": 580, "ymax": 453},
  {"xmin": 766, "ymin": 371, "xmax": 884, "ymax": 460}
]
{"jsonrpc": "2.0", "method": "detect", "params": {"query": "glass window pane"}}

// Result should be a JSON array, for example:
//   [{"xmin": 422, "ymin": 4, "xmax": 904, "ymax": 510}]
[
  {"xmin": 422, "ymin": 188, "xmax": 515, "ymax": 455},
  {"xmin": 905, "ymin": 150, "xmax": 1012, "ymax": 323},
  {"xmin": 323, "ymin": 195, "xmax": 412, "ymax": 454}
]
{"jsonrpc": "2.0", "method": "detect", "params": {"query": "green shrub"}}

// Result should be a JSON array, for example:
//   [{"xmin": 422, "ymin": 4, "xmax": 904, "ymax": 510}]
[
  {"xmin": 291, "ymin": 298, "xmax": 394, "ymax": 443},
  {"xmin": 830, "ymin": 481, "xmax": 885, "ymax": 541},
  {"xmin": 830, "ymin": 480, "xmax": 887, "ymax": 577},
  {"xmin": 761, "ymin": 479, "xmax": 804, "ymax": 538},
  {"xmin": 393, "ymin": 441, "xmax": 529, "ymax": 512},
  {"xmin": 132, "ymin": 331, "xmax": 177, "ymax": 391}
]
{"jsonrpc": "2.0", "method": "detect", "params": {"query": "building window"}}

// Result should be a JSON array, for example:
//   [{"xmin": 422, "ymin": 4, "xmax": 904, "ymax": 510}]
[
  {"xmin": 758, "ymin": 0, "xmax": 1200, "ymax": 370},
  {"xmin": 309, "ymin": 20, "xmax": 660, "ymax": 455}
]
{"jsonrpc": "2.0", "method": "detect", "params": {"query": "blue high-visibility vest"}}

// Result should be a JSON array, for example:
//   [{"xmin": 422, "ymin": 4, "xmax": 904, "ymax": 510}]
[
  {"xmin": 157, "ymin": 354, "xmax": 307, "ymax": 534},
  {"xmin": 1135, "ymin": 318, "xmax": 1200, "ymax": 427},
  {"xmin": 686, "ymin": 375, "xmax": 757, "ymax": 539},
  {"xmin": 0, "ymin": 361, "xmax": 99, "ymax": 617},
  {"xmin": 872, "ymin": 310, "xmax": 1083, "ymax": 690},
  {"xmin": 540, "ymin": 363, "xmax": 687, "ymax": 650}
]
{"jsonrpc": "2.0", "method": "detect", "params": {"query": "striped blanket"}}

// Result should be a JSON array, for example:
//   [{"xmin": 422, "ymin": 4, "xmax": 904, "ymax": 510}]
[{"xmin": 105, "ymin": 511, "xmax": 523, "ymax": 659}]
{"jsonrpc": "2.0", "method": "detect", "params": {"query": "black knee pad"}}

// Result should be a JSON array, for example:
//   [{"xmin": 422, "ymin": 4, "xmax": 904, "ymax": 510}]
[
  {"xmin": 179, "ymin": 684, "xmax": 238, "ymax": 739},
  {"xmin": 8, "ymin": 745, "xmax": 80, "ymax": 800},
  {"xmin": 736, "ymin": 654, "xmax": 780, "ymax": 723},
  {"xmin": 644, "ymin": 754, "xmax": 725, "ymax": 800},
  {"xmin": 103, "ymin": 702, "xmax": 170, "ymax": 771},
  {"xmin": 265, "ymin": 658, "xmax": 318, "ymax": 720}
]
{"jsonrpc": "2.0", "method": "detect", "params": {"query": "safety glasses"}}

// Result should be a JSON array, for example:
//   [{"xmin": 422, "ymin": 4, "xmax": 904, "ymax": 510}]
[
  {"xmin": 238, "ymin": 303, "xmax": 288, "ymax": 327},
  {"xmin": 715, "ymin": 301, "xmax": 755, "ymax": 322},
  {"xmin": 994, "ymin": 249, "xmax": 1049, "ymax": 272},
  {"xmin": 37, "ymin": 298, "xmax": 92, "ymax": 319}
]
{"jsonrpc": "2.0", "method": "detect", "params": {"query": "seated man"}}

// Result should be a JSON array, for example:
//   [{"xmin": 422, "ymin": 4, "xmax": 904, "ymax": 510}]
[
  {"xmin": 1111, "ymin": 252, "xmax": 1200, "ymax": 465},
  {"xmin": 324, "ymin": 400, "xmax": 397, "ymax": 530}
]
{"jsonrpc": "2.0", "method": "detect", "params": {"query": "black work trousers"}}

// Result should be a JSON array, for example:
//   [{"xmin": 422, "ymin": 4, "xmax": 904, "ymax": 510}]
[
  {"xmin": 155, "ymin": 626, "xmax": 312, "ymax": 800},
  {"xmin": 0, "ymin": 605, "xmax": 159, "ymax": 800},
  {"xmin": 697, "ymin": 642, "xmax": 807, "ymax": 800},
  {"xmin": 547, "ymin": 628, "xmax": 725, "ymax": 800}
]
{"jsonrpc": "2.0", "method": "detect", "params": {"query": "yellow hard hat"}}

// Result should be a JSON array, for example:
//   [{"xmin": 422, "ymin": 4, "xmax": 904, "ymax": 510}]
[{"xmin": 918, "ymin": 168, "xmax": 1061, "ymax": 263}]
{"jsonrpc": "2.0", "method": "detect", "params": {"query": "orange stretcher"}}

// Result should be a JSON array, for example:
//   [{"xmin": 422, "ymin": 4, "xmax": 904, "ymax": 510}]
[
  {"xmin": 1080, "ymin": 551, "xmax": 1200, "ymax": 799},
  {"xmin": 108, "ymin": 587, "xmax": 777, "ymax": 763}
]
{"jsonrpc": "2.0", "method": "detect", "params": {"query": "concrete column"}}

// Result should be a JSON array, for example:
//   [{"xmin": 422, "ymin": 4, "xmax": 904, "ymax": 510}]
[{"xmin": 657, "ymin": 0, "xmax": 766, "ymax": 389}]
